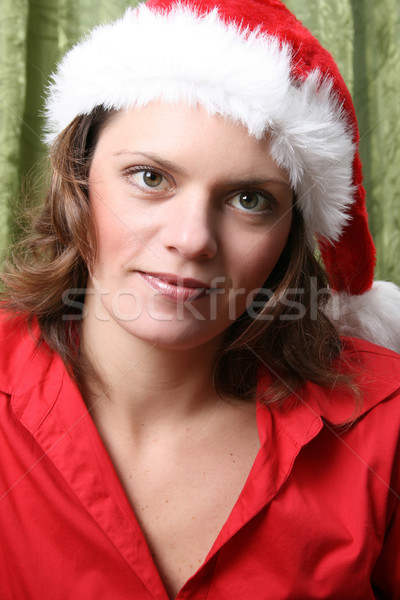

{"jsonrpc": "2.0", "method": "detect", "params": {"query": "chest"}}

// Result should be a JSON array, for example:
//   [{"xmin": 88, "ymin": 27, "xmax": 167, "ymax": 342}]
[
  {"xmin": 2, "ymin": 393, "xmax": 394, "ymax": 600},
  {"xmin": 103, "ymin": 419, "xmax": 261, "ymax": 598}
]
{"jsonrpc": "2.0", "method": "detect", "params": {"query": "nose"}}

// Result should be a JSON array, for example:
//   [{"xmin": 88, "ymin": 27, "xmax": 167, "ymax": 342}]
[{"xmin": 160, "ymin": 189, "xmax": 218, "ymax": 260}]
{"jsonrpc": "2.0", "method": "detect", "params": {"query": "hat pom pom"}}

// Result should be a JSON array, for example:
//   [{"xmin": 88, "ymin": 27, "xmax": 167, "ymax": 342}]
[{"xmin": 325, "ymin": 281, "xmax": 400, "ymax": 353}]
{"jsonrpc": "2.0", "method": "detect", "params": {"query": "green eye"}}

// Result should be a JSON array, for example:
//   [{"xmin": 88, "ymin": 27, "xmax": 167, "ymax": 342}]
[
  {"xmin": 126, "ymin": 168, "xmax": 170, "ymax": 191},
  {"xmin": 142, "ymin": 170, "xmax": 163, "ymax": 187},
  {"xmin": 229, "ymin": 191, "xmax": 273, "ymax": 213},
  {"xmin": 239, "ymin": 192, "xmax": 259, "ymax": 210}
]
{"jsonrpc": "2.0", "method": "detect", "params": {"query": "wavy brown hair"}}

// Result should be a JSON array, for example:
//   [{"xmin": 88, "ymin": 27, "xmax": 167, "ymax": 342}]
[{"xmin": 1, "ymin": 106, "xmax": 348, "ymax": 404}]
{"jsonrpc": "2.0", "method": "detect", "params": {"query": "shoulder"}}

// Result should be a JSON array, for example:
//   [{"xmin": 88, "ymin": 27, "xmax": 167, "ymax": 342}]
[
  {"xmin": 257, "ymin": 335, "xmax": 400, "ymax": 425},
  {"xmin": 0, "ymin": 310, "xmax": 42, "ymax": 394},
  {"xmin": 331, "ymin": 336, "xmax": 400, "ymax": 422},
  {"xmin": 340, "ymin": 335, "xmax": 400, "ymax": 376}
]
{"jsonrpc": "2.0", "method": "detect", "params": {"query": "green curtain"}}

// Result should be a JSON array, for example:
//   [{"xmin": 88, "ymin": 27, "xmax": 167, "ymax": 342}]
[{"xmin": 1, "ymin": 0, "xmax": 399, "ymax": 283}]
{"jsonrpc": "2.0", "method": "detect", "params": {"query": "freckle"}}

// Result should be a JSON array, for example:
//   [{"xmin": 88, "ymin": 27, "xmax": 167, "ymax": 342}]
[
  {"xmin": 230, "ymin": 452, "xmax": 233, "ymax": 456},
  {"xmin": 129, "ymin": 474, "xmax": 133, "ymax": 478},
  {"xmin": 178, "ymin": 568, "xmax": 182, "ymax": 572},
  {"xmin": 192, "ymin": 516, "xmax": 196, "ymax": 520}
]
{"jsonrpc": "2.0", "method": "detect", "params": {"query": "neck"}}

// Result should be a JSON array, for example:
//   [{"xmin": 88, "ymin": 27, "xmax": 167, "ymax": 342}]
[{"xmin": 80, "ymin": 298, "xmax": 225, "ymax": 431}]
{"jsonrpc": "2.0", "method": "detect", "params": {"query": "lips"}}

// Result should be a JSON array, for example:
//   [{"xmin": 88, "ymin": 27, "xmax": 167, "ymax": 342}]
[{"xmin": 138, "ymin": 271, "xmax": 212, "ymax": 303}]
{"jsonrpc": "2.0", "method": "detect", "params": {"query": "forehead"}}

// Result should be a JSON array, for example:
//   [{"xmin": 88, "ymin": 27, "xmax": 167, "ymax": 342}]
[{"xmin": 92, "ymin": 102, "xmax": 291, "ymax": 186}]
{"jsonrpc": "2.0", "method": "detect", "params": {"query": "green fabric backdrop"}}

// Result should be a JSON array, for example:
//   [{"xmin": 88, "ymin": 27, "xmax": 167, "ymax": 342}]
[{"xmin": 1, "ymin": 0, "xmax": 399, "ymax": 282}]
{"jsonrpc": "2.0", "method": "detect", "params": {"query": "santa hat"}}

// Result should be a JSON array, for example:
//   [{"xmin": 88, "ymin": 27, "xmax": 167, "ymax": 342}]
[{"xmin": 44, "ymin": 0, "xmax": 400, "ymax": 353}]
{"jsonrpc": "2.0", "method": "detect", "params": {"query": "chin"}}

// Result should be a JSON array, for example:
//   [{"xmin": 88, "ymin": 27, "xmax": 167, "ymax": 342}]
[{"xmin": 117, "ymin": 317, "xmax": 227, "ymax": 351}]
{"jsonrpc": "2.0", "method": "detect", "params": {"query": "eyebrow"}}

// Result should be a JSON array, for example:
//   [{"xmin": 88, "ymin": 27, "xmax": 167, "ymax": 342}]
[
  {"xmin": 112, "ymin": 151, "xmax": 186, "ymax": 176},
  {"xmin": 113, "ymin": 150, "xmax": 291, "ymax": 189}
]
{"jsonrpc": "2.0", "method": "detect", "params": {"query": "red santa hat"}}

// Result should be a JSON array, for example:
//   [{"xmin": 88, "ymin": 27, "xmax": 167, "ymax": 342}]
[{"xmin": 44, "ymin": 0, "xmax": 400, "ymax": 352}]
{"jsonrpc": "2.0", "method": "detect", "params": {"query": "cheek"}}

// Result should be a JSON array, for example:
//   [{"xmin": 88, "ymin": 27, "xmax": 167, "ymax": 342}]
[
  {"xmin": 92, "ymin": 214, "xmax": 124, "ymax": 266},
  {"xmin": 89, "ymin": 182, "xmax": 161, "ymax": 261},
  {"xmin": 231, "ymin": 222, "xmax": 291, "ymax": 291},
  {"xmin": 89, "ymin": 185, "xmax": 136, "ymax": 264}
]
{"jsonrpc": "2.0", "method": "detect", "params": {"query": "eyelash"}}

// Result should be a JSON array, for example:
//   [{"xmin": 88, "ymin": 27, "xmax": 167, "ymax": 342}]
[
  {"xmin": 123, "ymin": 165, "xmax": 172, "ymax": 192},
  {"xmin": 227, "ymin": 191, "xmax": 276, "ymax": 215},
  {"xmin": 123, "ymin": 165, "xmax": 277, "ymax": 214}
]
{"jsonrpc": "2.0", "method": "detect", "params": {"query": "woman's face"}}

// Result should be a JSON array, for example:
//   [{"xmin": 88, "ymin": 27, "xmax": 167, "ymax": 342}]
[{"xmin": 87, "ymin": 102, "xmax": 293, "ymax": 349}]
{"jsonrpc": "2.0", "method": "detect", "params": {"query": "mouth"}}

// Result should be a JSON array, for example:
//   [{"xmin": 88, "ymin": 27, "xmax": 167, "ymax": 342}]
[{"xmin": 138, "ymin": 271, "xmax": 213, "ymax": 303}]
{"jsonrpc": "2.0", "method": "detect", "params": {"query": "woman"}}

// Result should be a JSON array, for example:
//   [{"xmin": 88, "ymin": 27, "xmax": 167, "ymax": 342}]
[{"xmin": 1, "ymin": 1, "xmax": 400, "ymax": 598}]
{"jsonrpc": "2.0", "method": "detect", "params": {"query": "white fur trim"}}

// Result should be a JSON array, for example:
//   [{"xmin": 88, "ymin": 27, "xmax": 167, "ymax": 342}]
[
  {"xmin": 325, "ymin": 281, "xmax": 400, "ymax": 353},
  {"xmin": 44, "ymin": 3, "xmax": 355, "ymax": 241}
]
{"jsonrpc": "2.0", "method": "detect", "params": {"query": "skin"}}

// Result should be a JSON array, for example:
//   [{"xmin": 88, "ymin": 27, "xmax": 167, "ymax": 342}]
[
  {"xmin": 85, "ymin": 101, "xmax": 292, "ymax": 351},
  {"xmin": 81, "ymin": 101, "xmax": 293, "ymax": 598}
]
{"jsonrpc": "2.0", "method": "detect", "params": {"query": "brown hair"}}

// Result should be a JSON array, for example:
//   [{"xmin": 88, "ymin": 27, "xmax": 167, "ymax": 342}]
[
  {"xmin": 1, "ymin": 107, "xmax": 347, "ymax": 404},
  {"xmin": 214, "ymin": 205, "xmax": 344, "ymax": 402}
]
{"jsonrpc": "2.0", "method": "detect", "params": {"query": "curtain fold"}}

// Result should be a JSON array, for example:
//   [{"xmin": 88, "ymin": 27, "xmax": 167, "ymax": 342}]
[
  {"xmin": 286, "ymin": 0, "xmax": 400, "ymax": 282},
  {"xmin": 1, "ymin": 0, "xmax": 399, "ymax": 282}
]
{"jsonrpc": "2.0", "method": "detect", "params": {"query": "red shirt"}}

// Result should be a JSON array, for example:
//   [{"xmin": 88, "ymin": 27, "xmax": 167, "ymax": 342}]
[{"xmin": 0, "ymin": 313, "xmax": 399, "ymax": 599}]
